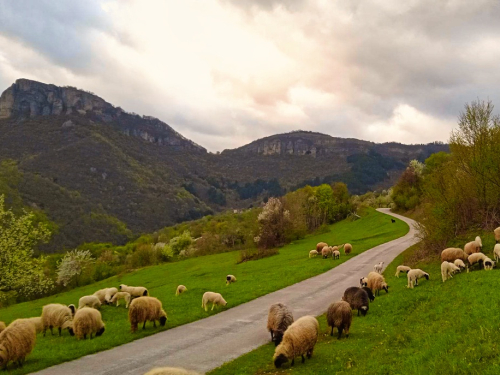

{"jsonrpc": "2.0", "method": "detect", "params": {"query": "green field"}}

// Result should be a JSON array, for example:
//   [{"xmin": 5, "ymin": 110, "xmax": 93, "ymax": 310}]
[
  {"xmin": 0, "ymin": 208, "xmax": 408, "ymax": 374},
  {"xmin": 210, "ymin": 237, "xmax": 500, "ymax": 375}
]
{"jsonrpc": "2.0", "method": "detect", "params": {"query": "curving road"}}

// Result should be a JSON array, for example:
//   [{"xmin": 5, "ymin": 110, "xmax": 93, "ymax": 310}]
[{"xmin": 33, "ymin": 209, "xmax": 417, "ymax": 375}]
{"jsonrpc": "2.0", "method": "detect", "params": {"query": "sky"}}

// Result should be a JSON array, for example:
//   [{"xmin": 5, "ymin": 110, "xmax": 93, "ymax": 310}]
[{"xmin": 1, "ymin": 0, "xmax": 499, "ymax": 152}]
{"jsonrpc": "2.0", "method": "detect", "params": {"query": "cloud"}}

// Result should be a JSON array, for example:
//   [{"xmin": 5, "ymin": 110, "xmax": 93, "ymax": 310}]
[{"xmin": 1, "ymin": 0, "xmax": 499, "ymax": 151}]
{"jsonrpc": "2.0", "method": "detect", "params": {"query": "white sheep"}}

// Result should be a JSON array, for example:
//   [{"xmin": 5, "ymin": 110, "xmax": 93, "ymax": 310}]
[
  {"xmin": 93, "ymin": 288, "xmax": 115, "ymax": 304},
  {"xmin": 441, "ymin": 261, "xmax": 461, "ymax": 282},
  {"xmin": 494, "ymin": 227, "xmax": 500, "ymax": 243},
  {"xmin": 493, "ymin": 244, "xmax": 500, "ymax": 262},
  {"xmin": 201, "ymin": 292, "xmax": 227, "ymax": 311},
  {"xmin": 73, "ymin": 307, "xmax": 105, "ymax": 339},
  {"xmin": 475, "ymin": 236, "xmax": 483, "ymax": 249},
  {"xmin": 309, "ymin": 250, "xmax": 318, "ymax": 258},
  {"xmin": 41, "ymin": 304, "xmax": 75, "ymax": 336},
  {"xmin": 395, "ymin": 265, "xmax": 411, "ymax": 278},
  {"xmin": 78, "ymin": 295, "xmax": 101, "ymax": 310},
  {"xmin": 484, "ymin": 257, "xmax": 496, "ymax": 271},
  {"xmin": 373, "ymin": 262, "xmax": 384, "ymax": 274},
  {"xmin": 468, "ymin": 252, "xmax": 488, "ymax": 271},
  {"xmin": 464, "ymin": 240, "xmax": 481, "ymax": 255},
  {"xmin": 0, "ymin": 319, "xmax": 36, "ymax": 370},
  {"xmin": 110, "ymin": 292, "xmax": 131, "ymax": 308},
  {"xmin": 332, "ymin": 250, "xmax": 340, "ymax": 260},
  {"xmin": 273, "ymin": 315, "xmax": 319, "ymax": 368},
  {"xmin": 119, "ymin": 284, "xmax": 149, "ymax": 298},
  {"xmin": 175, "ymin": 285, "xmax": 187, "ymax": 296},
  {"xmin": 454, "ymin": 259, "xmax": 466, "ymax": 271},
  {"xmin": 407, "ymin": 269, "xmax": 429, "ymax": 288},
  {"xmin": 226, "ymin": 275, "xmax": 236, "ymax": 285},
  {"xmin": 104, "ymin": 287, "xmax": 118, "ymax": 304}
]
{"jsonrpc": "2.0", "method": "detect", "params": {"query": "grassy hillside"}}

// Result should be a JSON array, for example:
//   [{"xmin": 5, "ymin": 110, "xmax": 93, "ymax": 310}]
[
  {"xmin": 210, "ymin": 235, "xmax": 500, "ymax": 375},
  {"xmin": 0, "ymin": 208, "xmax": 407, "ymax": 374}
]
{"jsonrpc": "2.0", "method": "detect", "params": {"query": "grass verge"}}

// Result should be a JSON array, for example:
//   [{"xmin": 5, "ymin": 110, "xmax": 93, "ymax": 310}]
[{"xmin": 0, "ymin": 208, "xmax": 408, "ymax": 374}]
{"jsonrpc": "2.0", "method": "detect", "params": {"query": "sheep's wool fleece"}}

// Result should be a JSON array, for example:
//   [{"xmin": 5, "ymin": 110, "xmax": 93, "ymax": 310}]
[
  {"xmin": 267, "ymin": 303, "xmax": 294, "ymax": 334},
  {"xmin": 274, "ymin": 316, "xmax": 319, "ymax": 361},
  {"xmin": 0, "ymin": 319, "xmax": 36, "ymax": 365}
]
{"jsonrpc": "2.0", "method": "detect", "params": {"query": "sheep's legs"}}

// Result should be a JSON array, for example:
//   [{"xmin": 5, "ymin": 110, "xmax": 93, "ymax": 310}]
[
  {"xmin": 307, "ymin": 350, "xmax": 312, "ymax": 359},
  {"xmin": 153, "ymin": 320, "xmax": 157, "ymax": 328},
  {"xmin": 58, "ymin": 327, "xmax": 62, "ymax": 336},
  {"xmin": 270, "ymin": 330, "xmax": 274, "ymax": 341},
  {"xmin": 338, "ymin": 327, "xmax": 343, "ymax": 340},
  {"xmin": 330, "ymin": 326, "xmax": 334, "ymax": 336},
  {"xmin": 211, "ymin": 303, "xmax": 215, "ymax": 311}
]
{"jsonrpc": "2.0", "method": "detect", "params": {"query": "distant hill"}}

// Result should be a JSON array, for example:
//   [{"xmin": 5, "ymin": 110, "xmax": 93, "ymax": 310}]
[{"xmin": 0, "ymin": 79, "xmax": 449, "ymax": 251}]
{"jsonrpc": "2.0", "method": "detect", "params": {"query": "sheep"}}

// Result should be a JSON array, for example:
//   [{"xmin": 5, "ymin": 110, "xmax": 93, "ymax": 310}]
[
  {"xmin": 129, "ymin": 297, "xmax": 167, "ymax": 332},
  {"xmin": 309, "ymin": 250, "xmax": 318, "ymax": 258},
  {"xmin": 316, "ymin": 242, "xmax": 328, "ymax": 252},
  {"xmin": 441, "ymin": 261, "xmax": 461, "ymax": 282},
  {"xmin": 342, "ymin": 287, "xmax": 370, "ymax": 316},
  {"xmin": 441, "ymin": 248, "xmax": 468, "ymax": 263},
  {"xmin": 21, "ymin": 318, "xmax": 43, "ymax": 334},
  {"xmin": 373, "ymin": 261, "xmax": 384, "ymax": 274},
  {"xmin": 391, "ymin": 219, "xmax": 396, "ymax": 223},
  {"xmin": 78, "ymin": 295, "xmax": 102, "ymax": 310},
  {"xmin": 407, "ymin": 269, "xmax": 429, "ymax": 288},
  {"xmin": 331, "ymin": 245, "xmax": 339, "ymax": 252},
  {"xmin": 360, "ymin": 277, "xmax": 368, "ymax": 287},
  {"xmin": 41, "ymin": 304, "xmax": 74, "ymax": 336},
  {"xmin": 226, "ymin": 275, "xmax": 237, "ymax": 285},
  {"xmin": 104, "ymin": 287, "xmax": 118, "ymax": 304},
  {"xmin": 464, "ymin": 240, "xmax": 481, "ymax": 255},
  {"xmin": 0, "ymin": 319, "xmax": 36, "ymax": 370},
  {"xmin": 468, "ymin": 252, "xmax": 488, "ymax": 270},
  {"xmin": 119, "ymin": 284, "xmax": 149, "ymax": 299},
  {"xmin": 395, "ymin": 265, "xmax": 411, "ymax": 278},
  {"xmin": 363, "ymin": 286, "xmax": 375, "ymax": 301},
  {"xmin": 484, "ymin": 257, "xmax": 496, "ymax": 271},
  {"xmin": 495, "ymin": 227, "xmax": 500, "ymax": 243},
  {"xmin": 0, "ymin": 323, "xmax": 5, "ymax": 335},
  {"xmin": 332, "ymin": 250, "xmax": 340, "ymax": 259},
  {"xmin": 267, "ymin": 303, "xmax": 294, "ymax": 346},
  {"xmin": 494, "ymin": 244, "xmax": 500, "ymax": 262},
  {"xmin": 327, "ymin": 301, "xmax": 352, "ymax": 339},
  {"xmin": 321, "ymin": 246, "xmax": 332, "ymax": 259},
  {"xmin": 475, "ymin": 236, "xmax": 483, "ymax": 249},
  {"xmin": 144, "ymin": 368, "xmax": 201, "ymax": 375},
  {"xmin": 110, "ymin": 292, "xmax": 132, "ymax": 308},
  {"xmin": 366, "ymin": 272, "xmax": 389, "ymax": 295},
  {"xmin": 73, "ymin": 307, "xmax": 105, "ymax": 339},
  {"xmin": 273, "ymin": 315, "xmax": 319, "ymax": 368},
  {"xmin": 344, "ymin": 243, "xmax": 352, "ymax": 255},
  {"xmin": 201, "ymin": 292, "xmax": 227, "ymax": 311},
  {"xmin": 93, "ymin": 288, "xmax": 115, "ymax": 304},
  {"xmin": 175, "ymin": 285, "xmax": 187, "ymax": 296},
  {"xmin": 454, "ymin": 259, "xmax": 466, "ymax": 271}
]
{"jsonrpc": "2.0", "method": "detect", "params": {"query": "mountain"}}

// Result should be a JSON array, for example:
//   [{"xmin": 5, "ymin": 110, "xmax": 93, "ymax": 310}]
[{"xmin": 0, "ymin": 79, "xmax": 449, "ymax": 251}]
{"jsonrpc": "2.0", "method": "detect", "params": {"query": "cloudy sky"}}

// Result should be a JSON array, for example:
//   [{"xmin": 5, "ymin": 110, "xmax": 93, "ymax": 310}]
[{"xmin": 1, "ymin": 0, "xmax": 499, "ymax": 151}]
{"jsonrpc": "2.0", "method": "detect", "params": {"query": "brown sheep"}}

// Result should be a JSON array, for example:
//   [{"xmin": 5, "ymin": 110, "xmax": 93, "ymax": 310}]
[
  {"xmin": 316, "ymin": 242, "xmax": 328, "ymax": 252},
  {"xmin": 366, "ymin": 272, "xmax": 389, "ymax": 295},
  {"xmin": 73, "ymin": 307, "xmax": 105, "ymax": 339},
  {"xmin": 267, "ymin": 303, "xmax": 294, "ymax": 346},
  {"xmin": 321, "ymin": 246, "xmax": 332, "ymax": 258},
  {"xmin": 327, "ymin": 301, "xmax": 352, "ymax": 339},
  {"xmin": 0, "ymin": 319, "xmax": 36, "ymax": 370},
  {"xmin": 342, "ymin": 287, "xmax": 370, "ymax": 316},
  {"xmin": 441, "ymin": 248, "xmax": 468, "ymax": 263},
  {"xmin": 41, "ymin": 304, "xmax": 75, "ymax": 336},
  {"xmin": 464, "ymin": 240, "xmax": 481, "ymax": 255},
  {"xmin": 344, "ymin": 243, "xmax": 352, "ymax": 254},
  {"xmin": 129, "ymin": 297, "xmax": 167, "ymax": 332}
]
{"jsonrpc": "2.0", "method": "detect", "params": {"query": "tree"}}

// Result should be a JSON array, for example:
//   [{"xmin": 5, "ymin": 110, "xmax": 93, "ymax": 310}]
[
  {"xmin": 255, "ymin": 197, "xmax": 291, "ymax": 249},
  {"xmin": 56, "ymin": 249, "xmax": 95, "ymax": 287},
  {"xmin": 0, "ymin": 195, "xmax": 53, "ymax": 301}
]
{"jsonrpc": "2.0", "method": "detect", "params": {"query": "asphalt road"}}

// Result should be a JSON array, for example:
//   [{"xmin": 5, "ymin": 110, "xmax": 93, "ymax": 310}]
[{"xmin": 32, "ymin": 208, "xmax": 417, "ymax": 375}]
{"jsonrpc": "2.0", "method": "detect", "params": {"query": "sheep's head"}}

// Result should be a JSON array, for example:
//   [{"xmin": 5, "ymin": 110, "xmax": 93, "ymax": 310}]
[
  {"xmin": 383, "ymin": 284, "xmax": 389, "ymax": 293},
  {"xmin": 68, "ymin": 304, "xmax": 76, "ymax": 316},
  {"xmin": 143, "ymin": 290, "xmax": 148, "ymax": 296},
  {"xmin": 68, "ymin": 327, "xmax": 75, "ymax": 336},
  {"xmin": 424, "ymin": 274, "xmax": 429, "ymax": 280},
  {"xmin": 96, "ymin": 327, "xmax": 105, "ymax": 337},
  {"xmin": 159, "ymin": 316, "xmax": 167, "ymax": 326},
  {"xmin": 119, "ymin": 284, "xmax": 125, "ymax": 290},
  {"xmin": 362, "ymin": 287, "xmax": 375, "ymax": 301},
  {"xmin": 273, "ymin": 332, "xmax": 284, "ymax": 346},
  {"xmin": 274, "ymin": 353, "xmax": 288, "ymax": 368},
  {"xmin": 360, "ymin": 306, "xmax": 368, "ymax": 316}
]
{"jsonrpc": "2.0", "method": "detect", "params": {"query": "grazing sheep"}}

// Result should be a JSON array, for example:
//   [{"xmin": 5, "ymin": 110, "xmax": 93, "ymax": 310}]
[
  {"xmin": 344, "ymin": 243, "xmax": 352, "ymax": 255},
  {"xmin": 78, "ymin": 295, "xmax": 102, "ymax": 310},
  {"xmin": 273, "ymin": 316, "xmax": 319, "ymax": 368},
  {"xmin": 309, "ymin": 250, "xmax": 318, "ymax": 258},
  {"xmin": 316, "ymin": 242, "xmax": 328, "ymax": 252},
  {"xmin": 110, "ymin": 292, "xmax": 132, "ymax": 308},
  {"xmin": 484, "ymin": 257, "xmax": 496, "ymax": 271},
  {"xmin": 395, "ymin": 265, "xmax": 411, "ymax": 278},
  {"xmin": 327, "ymin": 301, "xmax": 352, "ymax": 339},
  {"xmin": 0, "ymin": 319, "xmax": 36, "ymax": 370},
  {"xmin": 201, "ymin": 292, "xmax": 227, "ymax": 311},
  {"xmin": 495, "ymin": 227, "xmax": 500, "ymax": 243},
  {"xmin": 0, "ymin": 323, "xmax": 5, "ymax": 335},
  {"xmin": 360, "ymin": 277, "xmax": 368, "ymax": 287},
  {"xmin": 175, "ymin": 285, "xmax": 187, "ymax": 296},
  {"xmin": 73, "ymin": 307, "xmax": 105, "ymax": 340},
  {"xmin": 373, "ymin": 261, "xmax": 384, "ymax": 274},
  {"xmin": 144, "ymin": 368, "xmax": 201, "ymax": 375},
  {"xmin": 494, "ymin": 244, "xmax": 500, "ymax": 262},
  {"xmin": 454, "ymin": 259, "xmax": 466, "ymax": 271},
  {"xmin": 21, "ymin": 318, "xmax": 43, "ymax": 334},
  {"xmin": 331, "ymin": 245, "xmax": 339, "ymax": 252},
  {"xmin": 362, "ymin": 286, "xmax": 375, "ymax": 301},
  {"xmin": 441, "ymin": 248, "xmax": 468, "ymax": 263},
  {"xmin": 366, "ymin": 272, "xmax": 389, "ymax": 295},
  {"xmin": 321, "ymin": 246, "xmax": 332, "ymax": 258},
  {"xmin": 407, "ymin": 269, "xmax": 429, "ymax": 288},
  {"xmin": 119, "ymin": 284, "xmax": 149, "ymax": 299},
  {"xmin": 464, "ymin": 240, "xmax": 481, "ymax": 255},
  {"xmin": 267, "ymin": 303, "xmax": 294, "ymax": 346},
  {"xmin": 93, "ymin": 288, "xmax": 115, "ymax": 304},
  {"xmin": 129, "ymin": 297, "xmax": 167, "ymax": 333},
  {"xmin": 468, "ymin": 252, "xmax": 488, "ymax": 270},
  {"xmin": 104, "ymin": 287, "xmax": 118, "ymax": 304},
  {"xmin": 332, "ymin": 250, "xmax": 340, "ymax": 259},
  {"xmin": 226, "ymin": 275, "xmax": 237, "ymax": 285},
  {"xmin": 41, "ymin": 304, "xmax": 74, "ymax": 336},
  {"xmin": 342, "ymin": 287, "xmax": 370, "ymax": 316},
  {"xmin": 441, "ymin": 261, "xmax": 461, "ymax": 282}
]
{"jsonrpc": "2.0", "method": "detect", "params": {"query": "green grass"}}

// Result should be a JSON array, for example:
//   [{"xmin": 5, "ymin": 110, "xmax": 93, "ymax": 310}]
[
  {"xmin": 210, "ymin": 235, "xmax": 500, "ymax": 375},
  {"xmin": 0, "ymin": 208, "xmax": 408, "ymax": 374}
]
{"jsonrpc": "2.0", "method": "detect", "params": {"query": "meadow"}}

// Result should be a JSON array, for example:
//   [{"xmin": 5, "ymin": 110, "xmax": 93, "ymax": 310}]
[{"xmin": 0, "ymin": 208, "xmax": 407, "ymax": 374}]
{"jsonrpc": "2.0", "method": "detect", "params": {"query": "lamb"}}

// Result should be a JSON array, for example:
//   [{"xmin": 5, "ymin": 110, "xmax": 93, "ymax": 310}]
[
  {"xmin": 129, "ymin": 297, "xmax": 168, "ymax": 333},
  {"xmin": 201, "ymin": 292, "xmax": 227, "ymax": 311},
  {"xmin": 342, "ymin": 287, "xmax": 370, "ymax": 316},
  {"xmin": 144, "ymin": 368, "xmax": 201, "ymax": 375},
  {"xmin": 468, "ymin": 252, "xmax": 488, "ymax": 270},
  {"xmin": 344, "ymin": 243, "xmax": 352, "ymax": 254},
  {"xmin": 226, "ymin": 275, "xmax": 236, "ymax": 285},
  {"xmin": 321, "ymin": 246, "xmax": 332, "ymax": 258},
  {"xmin": 267, "ymin": 303, "xmax": 294, "ymax": 346},
  {"xmin": 494, "ymin": 244, "xmax": 500, "ymax": 262},
  {"xmin": 484, "ymin": 257, "xmax": 496, "ymax": 271},
  {"xmin": 373, "ymin": 261, "xmax": 384, "ymax": 274},
  {"xmin": 308, "ymin": 250, "xmax": 318, "ymax": 258},
  {"xmin": 441, "ymin": 261, "xmax": 461, "ymax": 282},
  {"xmin": 120, "ymin": 284, "xmax": 149, "ymax": 299},
  {"xmin": 454, "ymin": 259, "xmax": 466, "ymax": 271},
  {"xmin": 175, "ymin": 285, "xmax": 187, "ymax": 296},
  {"xmin": 0, "ymin": 319, "xmax": 36, "ymax": 370},
  {"xmin": 332, "ymin": 250, "xmax": 340, "ymax": 260},
  {"xmin": 360, "ymin": 277, "xmax": 368, "ymax": 287},
  {"xmin": 21, "ymin": 318, "xmax": 43, "ymax": 334},
  {"xmin": 395, "ymin": 265, "xmax": 411, "ymax": 278},
  {"xmin": 464, "ymin": 240, "xmax": 481, "ymax": 255},
  {"xmin": 110, "ymin": 292, "xmax": 132, "ymax": 308},
  {"xmin": 73, "ymin": 307, "xmax": 105, "ymax": 339},
  {"xmin": 104, "ymin": 287, "xmax": 118, "ymax": 304},
  {"xmin": 366, "ymin": 272, "xmax": 389, "ymax": 295},
  {"xmin": 407, "ymin": 269, "xmax": 429, "ymax": 288},
  {"xmin": 316, "ymin": 242, "xmax": 328, "ymax": 252},
  {"xmin": 0, "ymin": 323, "xmax": 4, "ymax": 334},
  {"xmin": 327, "ymin": 301, "xmax": 352, "ymax": 339},
  {"xmin": 78, "ymin": 295, "xmax": 102, "ymax": 310},
  {"xmin": 93, "ymin": 288, "xmax": 115, "ymax": 304},
  {"xmin": 495, "ymin": 227, "xmax": 500, "ymax": 243},
  {"xmin": 41, "ymin": 303, "xmax": 75, "ymax": 336},
  {"xmin": 273, "ymin": 315, "xmax": 319, "ymax": 368},
  {"xmin": 441, "ymin": 248, "xmax": 468, "ymax": 263}
]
